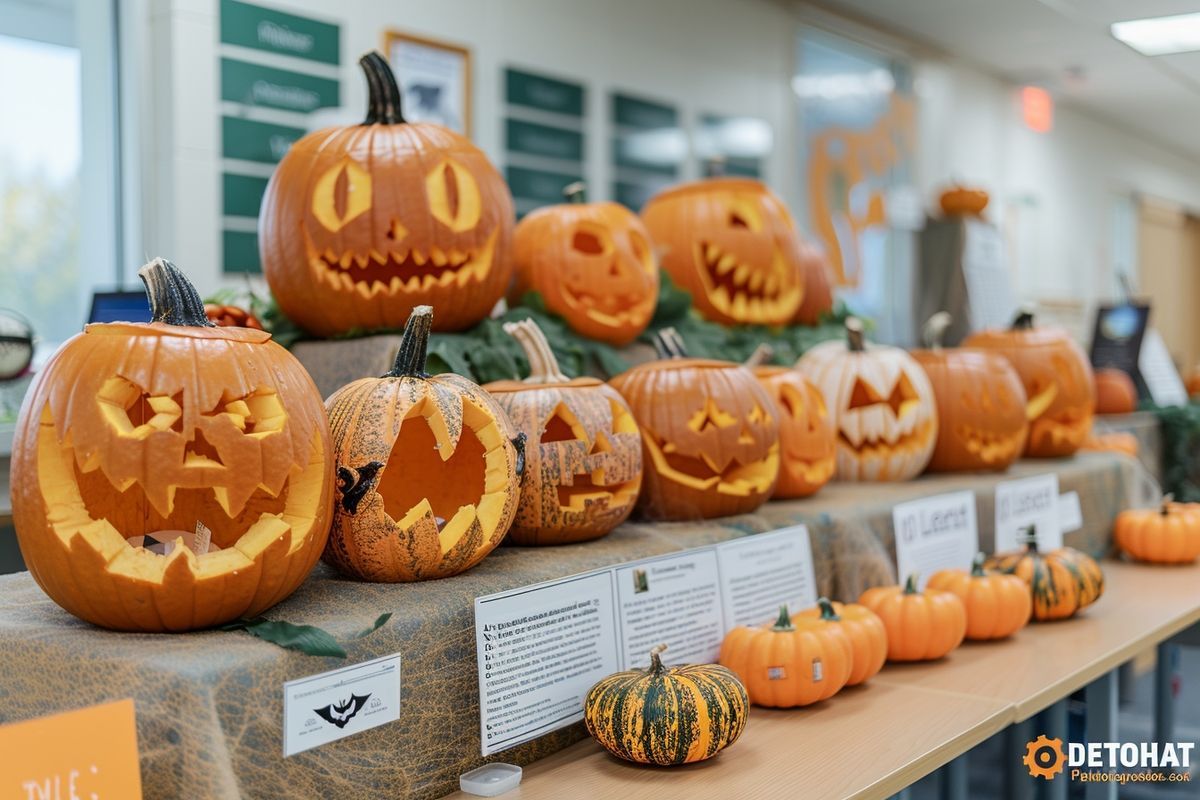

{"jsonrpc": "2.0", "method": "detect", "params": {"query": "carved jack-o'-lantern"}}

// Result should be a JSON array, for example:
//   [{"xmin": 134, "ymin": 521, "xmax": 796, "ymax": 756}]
[
  {"xmin": 259, "ymin": 52, "xmax": 514, "ymax": 337},
  {"xmin": 963, "ymin": 311, "xmax": 1095, "ymax": 458},
  {"xmin": 486, "ymin": 319, "xmax": 643, "ymax": 545},
  {"xmin": 11, "ymin": 259, "xmax": 335, "ymax": 631},
  {"xmin": 610, "ymin": 329, "xmax": 780, "ymax": 519},
  {"xmin": 323, "ymin": 306, "xmax": 524, "ymax": 582},
  {"xmin": 746, "ymin": 348, "xmax": 835, "ymax": 498},
  {"xmin": 641, "ymin": 178, "xmax": 804, "ymax": 326},
  {"xmin": 797, "ymin": 318, "xmax": 938, "ymax": 481},
  {"xmin": 912, "ymin": 313, "xmax": 1028, "ymax": 472},
  {"xmin": 511, "ymin": 184, "xmax": 658, "ymax": 346}
]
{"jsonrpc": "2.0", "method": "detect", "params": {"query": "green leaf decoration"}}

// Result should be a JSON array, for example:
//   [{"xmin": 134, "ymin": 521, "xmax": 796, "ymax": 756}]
[
  {"xmin": 1150, "ymin": 402, "xmax": 1200, "ymax": 501},
  {"xmin": 221, "ymin": 617, "xmax": 348, "ymax": 658},
  {"xmin": 355, "ymin": 612, "xmax": 393, "ymax": 639}
]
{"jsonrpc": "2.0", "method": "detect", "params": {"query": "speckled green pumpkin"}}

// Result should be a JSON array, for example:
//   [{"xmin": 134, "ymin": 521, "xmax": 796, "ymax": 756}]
[{"xmin": 583, "ymin": 648, "xmax": 749, "ymax": 765}]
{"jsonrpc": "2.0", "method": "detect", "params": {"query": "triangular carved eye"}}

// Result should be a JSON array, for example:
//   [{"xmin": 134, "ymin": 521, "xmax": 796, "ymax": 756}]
[
  {"xmin": 886, "ymin": 373, "xmax": 919, "ymax": 418},
  {"xmin": 542, "ymin": 402, "xmax": 589, "ymax": 444},
  {"xmin": 848, "ymin": 377, "xmax": 884, "ymax": 410},
  {"xmin": 609, "ymin": 398, "xmax": 639, "ymax": 434},
  {"xmin": 747, "ymin": 402, "xmax": 768, "ymax": 425},
  {"xmin": 687, "ymin": 398, "xmax": 737, "ymax": 432},
  {"xmin": 97, "ymin": 377, "xmax": 184, "ymax": 436}
]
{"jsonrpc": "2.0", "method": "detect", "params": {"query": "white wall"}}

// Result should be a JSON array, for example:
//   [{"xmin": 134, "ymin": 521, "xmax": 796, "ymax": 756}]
[
  {"xmin": 141, "ymin": 0, "xmax": 799, "ymax": 296},
  {"xmin": 915, "ymin": 55, "xmax": 1200, "ymax": 330}
]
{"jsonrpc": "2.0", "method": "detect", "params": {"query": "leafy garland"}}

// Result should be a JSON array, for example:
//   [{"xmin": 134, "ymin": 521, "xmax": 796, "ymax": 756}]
[
  {"xmin": 212, "ymin": 271, "xmax": 855, "ymax": 383},
  {"xmin": 1148, "ymin": 402, "xmax": 1200, "ymax": 501}
]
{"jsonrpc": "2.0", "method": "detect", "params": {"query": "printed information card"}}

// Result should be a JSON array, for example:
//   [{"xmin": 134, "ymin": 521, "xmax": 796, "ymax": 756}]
[
  {"xmin": 474, "ymin": 525, "xmax": 816, "ymax": 756},
  {"xmin": 995, "ymin": 473, "xmax": 1062, "ymax": 552},
  {"xmin": 475, "ymin": 572, "xmax": 619, "ymax": 756},
  {"xmin": 283, "ymin": 653, "xmax": 402, "ymax": 757},
  {"xmin": 893, "ymin": 491, "xmax": 979, "ymax": 588}
]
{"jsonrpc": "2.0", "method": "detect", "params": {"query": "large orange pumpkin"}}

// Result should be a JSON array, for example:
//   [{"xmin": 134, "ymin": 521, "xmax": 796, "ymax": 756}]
[
  {"xmin": 1094, "ymin": 367, "xmax": 1137, "ymax": 415},
  {"xmin": 510, "ymin": 183, "xmax": 658, "ymax": 346},
  {"xmin": 749, "ymin": 357, "xmax": 835, "ymax": 498},
  {"xmin": 609, "ymin": 329, "xmax": 780, "ymax": 519},
  {"xmin": 927, "ymin": 554, "xmax": 1031, "ymax": 640},
  {"xmin": 858, "ymin": 575, "xmax": 967, "ymax": 662},
  {"xmin": 963, "ymin": 311, "xmax": 1095, "ymax": 458},
  {"xmin": 912, "ymin": 313, "xmax": 1028, "ymax": 472},
  {"xmin": 719, "ymin": 605, "xmax": 852, "ymax": 708},
  {"xmin": 259, "ymin": 52, "xmax": 514, "ymax": 337},
  {"xmin": 641, "ymin": 178, "xmax": 804, "ymax": 326},
  {"xmin": 11, "ymin": 259, "xmax": 334, "ymax": 631},
  {"xmin": 323, "ymin": 306, "xmax": 523, "ymax": 581},
  {"xmin": 485, "ymin": 319, "xmax": 642, "ymax": 545},
  {"xmin": 797, "ymin": 318, "xmax": 938, "ymax": 481}
]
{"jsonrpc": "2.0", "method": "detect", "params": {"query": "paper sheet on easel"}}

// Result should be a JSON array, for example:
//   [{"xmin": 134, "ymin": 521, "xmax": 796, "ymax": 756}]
[
  {"xmin": 1138, "ymin": 328, "xmax": 1187, "ymax": 407},
  {"xmin": 962, "ymin": 221, "xmax": 1017, "ymax": 330}
]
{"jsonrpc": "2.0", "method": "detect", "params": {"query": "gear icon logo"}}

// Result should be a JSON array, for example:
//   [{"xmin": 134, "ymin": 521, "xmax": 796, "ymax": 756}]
[{"xmin": 1024, "ymin": 735, "xmax": 1065, "ymax": 780}]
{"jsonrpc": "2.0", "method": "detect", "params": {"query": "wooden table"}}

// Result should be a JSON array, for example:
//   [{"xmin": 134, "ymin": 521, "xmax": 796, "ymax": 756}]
[{"xmin": 446, "ymin": 560, "xmax": 1200, "ymax": 800}]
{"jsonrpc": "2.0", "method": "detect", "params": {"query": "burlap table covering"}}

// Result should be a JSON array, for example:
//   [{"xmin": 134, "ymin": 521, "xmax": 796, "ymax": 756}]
[{"xmin": 0, "ymin": 453, "xmax": 1136, "ymax": 799}]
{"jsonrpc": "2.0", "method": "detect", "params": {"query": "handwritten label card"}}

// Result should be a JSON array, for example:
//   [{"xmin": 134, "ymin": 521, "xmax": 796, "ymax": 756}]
[
  {"xmin": 893, "ymin": 491, "xmax": 979, "ymax": 588},
  {"xmin": 995, "ymin": 473, "xmax": 1061, "ymax": 552},
  {"xmin": 716, "ymin": 526, "xmax": 817, "ymax": 628},
  {"xmin": 0, "ymin": 698, "xmax": 141, "ymax": 799},
  {"xmin": 614, "ymin": 550, "xmax": 724, "ymax": 669},
  {"xmin": 475, "ymin": 571, "xmax": 619, "ymax": 756},
  {"xmin": 283, "ymin": 653, "xmax": 401, "ymax": 757}
]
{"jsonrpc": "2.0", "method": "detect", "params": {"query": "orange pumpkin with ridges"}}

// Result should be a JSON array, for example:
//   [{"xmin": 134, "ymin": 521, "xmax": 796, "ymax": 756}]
[
  {"xmin": 858, "ymin": 575, "xmax": 967, "ymax": 661},
  {"xmin": 927, "ymin": 553, "xmax": 1031, "ymax": 640},
  {"xmin": 750, "ymin": 357, "xmax": 835, "ymax": 498},
  {"xmin": 1094, "ymin": 367, "xmax": 1137, "ymax": 415},
  {"xmin": 792, "ymin": 597, "xmax": 887, "ymax": 686},
  {"xmin": 1115, "ymin": 496, "xmax": 1200, "ymax": 565}
]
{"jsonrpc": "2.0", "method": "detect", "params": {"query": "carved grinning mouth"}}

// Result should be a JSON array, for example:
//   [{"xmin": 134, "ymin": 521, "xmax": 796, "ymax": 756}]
[
  {"xmin": 643, "ymin": 432, "xmax": 779, "ymax": 497},
  {"xmin": 1031, "ymin": 407, "xmax": 1090, "ymax": 446},
  {"xmin": 694, "ymin": 241, "xmax": 798, "ymax": 322},
  {"xmin": 784, "ymin": 453, "xmax": 836, "ymax": 484},
  {"xmin": 555, "ymin": 468, "xmax": 641, "ymax": 513},
  {"xmin": 837, "ymin": 420, "xmax": 935, "ymax": 460},
  {"xmin": 561, "ymin": 284, "xmax": 651, "ymax": 327},
  {"xmin": 303, "ymin": 227, "xmax": 498, "ymax": 298},
  {"xmin": 955, "ymin": 423, "xmax": 1025, "ymax": 464}
]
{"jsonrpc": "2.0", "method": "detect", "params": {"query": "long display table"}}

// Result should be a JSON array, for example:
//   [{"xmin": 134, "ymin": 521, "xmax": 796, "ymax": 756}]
[{"xmin": 0, "ymin": 454, "xmax": 1140, "ymax": 799}]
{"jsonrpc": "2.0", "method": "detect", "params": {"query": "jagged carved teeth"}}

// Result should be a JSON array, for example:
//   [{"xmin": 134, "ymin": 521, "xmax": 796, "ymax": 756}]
[
  {"xmin": 698, "ymin": 241, "xmax": 781, "ymax": 301},
  {"xmin": 306, "ymin": 229, "xmax": 498, "ymax": 297},
  {"xmin": 838, "ymin": 421, "xmax": 933, "ymax": 456}
]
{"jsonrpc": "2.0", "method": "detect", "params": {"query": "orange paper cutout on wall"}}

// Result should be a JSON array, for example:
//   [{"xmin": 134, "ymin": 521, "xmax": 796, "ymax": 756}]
[
  {"xmin": 807, "ymin": 95, "xmax": 915, "ymax": 287},
  {"xmin": 0, "ymin": 699, "xmax": 142, "ymax": 799}
]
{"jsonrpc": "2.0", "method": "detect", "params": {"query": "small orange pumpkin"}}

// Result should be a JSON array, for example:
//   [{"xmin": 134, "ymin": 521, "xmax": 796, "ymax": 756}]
[
  {"xmin": 858, "ymin": 575, "xmax": 967, "ymax": 662},
  {"xmin": 1094, "ymin": 367, "xmax": 1137, "ymax": 415},
  {"xmin": 939, "ymin": 185, "xmax": 989, "ymax": 217},
  {"xmin": 260, "ymin": 52, "xmax": 514, "ymax": 336},
  {"xmin": 719, "ymin": 605, "xmax": 852, "ymax": 708},
  {"xmin": 748, "ymin": 353, "xmax": 835, "ymax": 498},
  {"xmin": 485, "ymin": 319, "xmax": 642, "ymax": 545},
  {"xmin": 985, "ymin": 527, "xmax": 1105, "ymax": 621},
  {"xmin": 510, "ymin": 183, "xmax": 658, "ymax": 346},
  {"xmin": 1115, "ymin": 496, "xmax": 1200, "ymax": 565},
  {"xmin": 927, "ymin": 554, "xmax": 1032, "ymax": 640},
  {"xmin": 641, "ymin": 178, "xmax": 805, "ymax": 326},
  {"xmin": 792, "ymin": 597, "xmax": 887, "ymax": 686},
  {"xmin": 911, "ymin": 313, "xmax": 1028, "ymax": 472},
  {"xmin": 609, "ymin": 329, "xmax": 780, "ymax": 520},
  {"xmin": 323, "ymin": 306, "xmax": 524, "ymax": 581},
  {"xmin": 963, "ymin": 310, "xmax": 1095, "ymax": 457},
  {"xmin": 1080, "ymin": 430, "xmax": 1139, "ymax": 456},
  {"xmin": 793, "ymin": 240, "xmax": 835, "ymax": 325},
  {"xmin": 204, "ymin": 303, "xmax": 263, "ymax": 330}
]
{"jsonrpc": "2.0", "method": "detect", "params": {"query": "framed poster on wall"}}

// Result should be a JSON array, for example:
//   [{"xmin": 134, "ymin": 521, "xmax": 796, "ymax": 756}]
[{"xmin": 385, "ymin": 30, "xmax": 471, "ymax": 135}]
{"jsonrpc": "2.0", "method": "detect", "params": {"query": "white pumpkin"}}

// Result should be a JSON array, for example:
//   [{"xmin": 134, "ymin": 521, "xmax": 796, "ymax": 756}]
[{"xmin": 796, "ymin": 318, "xmax": 938, "ymax": 481}]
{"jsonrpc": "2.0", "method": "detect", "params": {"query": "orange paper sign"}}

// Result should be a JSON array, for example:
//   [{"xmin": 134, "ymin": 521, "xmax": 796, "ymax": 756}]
[{"xmin": 0, "ymin": 699, "xmax": 141, "ymax": 799}]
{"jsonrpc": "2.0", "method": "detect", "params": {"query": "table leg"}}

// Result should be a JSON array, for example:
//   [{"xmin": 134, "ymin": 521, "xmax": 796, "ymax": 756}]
[
  {"xmin": 1085, "ymin": 669, "xmax": 1118, "ymax": 800},
  {"xmin": 1154, "ymin": 642, "xmax": 1178, "ymax": 746},
  {"xmin": 1038, "ymin": 700, "xmax": 1068, "ymax": 800},
  {"xmin": 1005, "ymin": 717, "xmax": 1035, "ymax": 800},
  {"xmin": 938, "ymin": 754, "xmax": 968, "ymax": 800}
]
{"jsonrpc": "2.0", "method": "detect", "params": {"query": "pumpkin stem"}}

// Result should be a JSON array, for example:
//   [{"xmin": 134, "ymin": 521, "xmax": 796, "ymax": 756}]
[
  {"xmin": 904, "ymin": 574, "xmax": 920, "ymax": 594},
  {"xmin": 652, "ymin": 327, "xmax": 689, "ymax": 360},
  {"xmin": 845, "ymin": 317, "xmax": 866, "ymax": 352},
  {"xmin": 744, "ymin": 343, "xmax": 774, "ymax": 368},
  {"xmin": 563, "ymin": 181, "xmax": 586, "ymax": 203},
  {"xmin": 817, "ymin": 597, "xmax": 841, "ymax": 621},
  {"xmin": 648, "ymin": 643, "xmax": 668, "ymax": 674},
  {"xmin": 359, "ymin": 51, "xmax": 404, "ymax": 125},
  {"xmin": 386, "ymin": 305, "xmax": 433, "ymax": 378},
  {"xmin": 1161, "ymin": 494, "xmax": 1174, "ymax": 516},
  {"xmin": 1011, "ymin": 308, "xmax": 1036, "ymax": 330},
  {"xmin": 772, "ymin": 605, "xmax": 794, "ymax": 631},
  {"xmin": 922, "ymin": 312, "xmax": 953, "ymax": 350},
  {"xmin": 970, "ymin": 552, "xmax": 987, "ymax": 577},
  {"xmin": 138, "ymin": 258, "xmax": 216, "ymax": 328},
  {"xmin": 503, "ymin": 319, "xmax": 570, "ymax": 384},
  {"xmin": 1021, "ymin": 524, "xmax": 1039, "ymax": 551}
]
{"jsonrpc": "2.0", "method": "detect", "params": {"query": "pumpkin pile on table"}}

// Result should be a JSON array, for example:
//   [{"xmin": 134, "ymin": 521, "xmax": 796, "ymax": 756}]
[
  {"xmin": 485, "ymin": 319, "xmax": 642, "ymax": 545},
  {"xmin": 985, "ymin": 527, "xmax": 1105, "ymax": 620},
  {"xmin": 10, "ymin": 258, "xmax": 334, "ymax": 631},
  {"xmin": 322, "ymin": 305, "xmax": 524, "ymax": 582}
]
